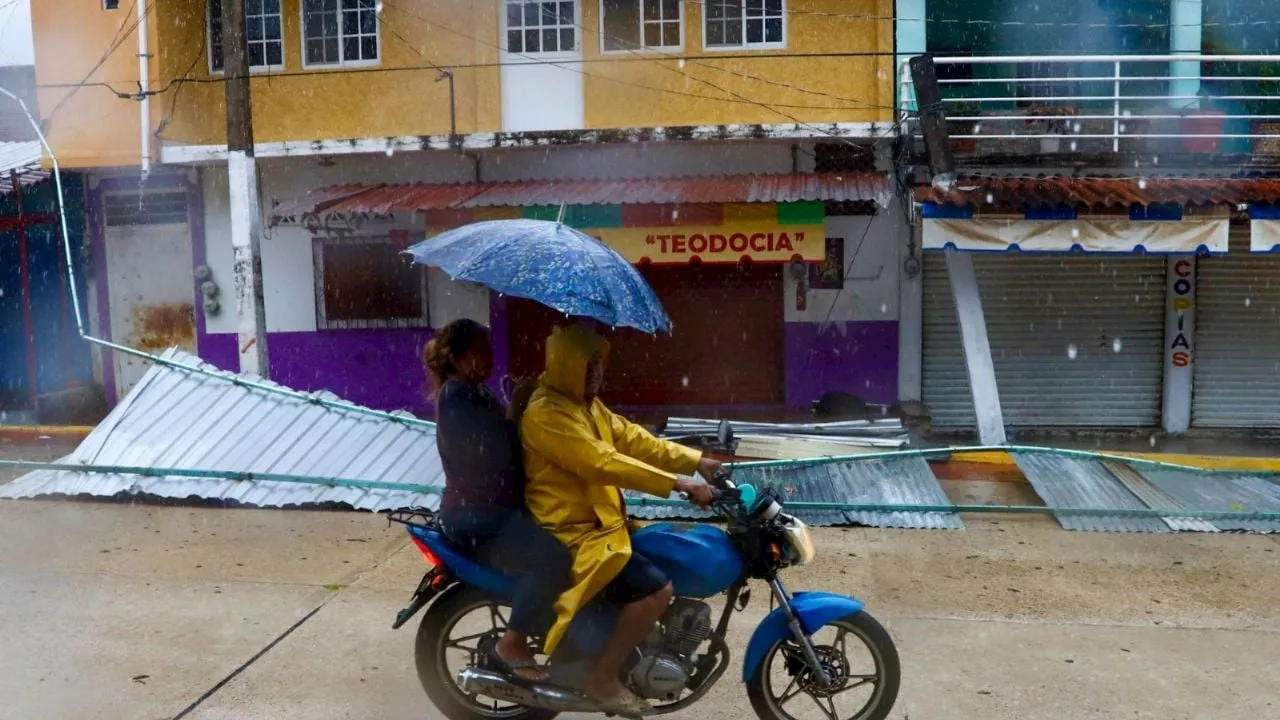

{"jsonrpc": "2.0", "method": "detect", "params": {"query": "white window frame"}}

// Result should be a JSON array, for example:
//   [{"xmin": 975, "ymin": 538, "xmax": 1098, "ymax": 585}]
[
  {"xmin": 312, "ymin": 235, "xmax": 431, "ymax": 330},
  {"xmin": 702, "ymin": 0, "xmax": 787, "ymax": 52},
  {"xmin": 501, "ymin": 0, "xmax": 581, "ymax": 58},
  {"xmin": 599, "ymin": 0, "xmax": 683, "ymax": 54},
  {"xmin": 207, "ymin": 0, "xmax": 286, "ymax": 75},
  {"xmin": 300, "ymin": 0, "xmax": 382, "ymax": 70}
]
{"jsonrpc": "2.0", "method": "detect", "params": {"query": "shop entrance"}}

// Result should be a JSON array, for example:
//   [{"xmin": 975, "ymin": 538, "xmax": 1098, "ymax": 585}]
[{"xmin": 506, "ymin": 263, "xmax": 784, "ymax": 409}]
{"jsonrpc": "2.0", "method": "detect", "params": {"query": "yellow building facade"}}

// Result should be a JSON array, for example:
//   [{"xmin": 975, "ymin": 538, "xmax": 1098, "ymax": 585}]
[{"xmin": 34, "ymin": 0, "xmax": 895, "ymax": 167}]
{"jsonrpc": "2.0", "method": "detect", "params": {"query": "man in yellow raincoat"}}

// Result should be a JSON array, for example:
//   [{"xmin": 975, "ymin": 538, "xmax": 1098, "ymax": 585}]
[{"xmin": 520, "ymin": 324, "xmax": 720, "ymax": 715}]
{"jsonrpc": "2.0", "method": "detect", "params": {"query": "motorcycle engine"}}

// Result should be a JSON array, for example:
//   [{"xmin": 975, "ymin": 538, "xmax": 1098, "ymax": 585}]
[{"xmin": 629, "ymin": 599, "xmax": 714, "ymax": 701}]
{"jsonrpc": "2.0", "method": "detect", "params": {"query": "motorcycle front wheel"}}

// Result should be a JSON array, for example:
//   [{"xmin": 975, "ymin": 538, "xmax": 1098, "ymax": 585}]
[
  {"xmin": 745, "ymin": 611, "xmax": 900, "ymax": 720},
  {"xmin": 416, "ymin": 585, "xmax": 559, "ymax": 720}
]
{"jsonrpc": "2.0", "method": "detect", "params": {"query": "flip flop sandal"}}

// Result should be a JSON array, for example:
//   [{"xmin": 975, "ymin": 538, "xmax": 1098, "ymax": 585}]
[{"xmin": 487, "ymin": 647, "xmax": 550, "ymax": 683}]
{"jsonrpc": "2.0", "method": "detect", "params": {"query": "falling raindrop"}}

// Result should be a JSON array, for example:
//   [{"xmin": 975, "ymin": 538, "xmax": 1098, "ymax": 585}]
[
  {"xmin": 880, "ymin": 303, "xmax": 888, "ymax": 314},
  {"xmin": 1070, "ymin": 141, "xmax": 1078, "ymax": 151},
  {"xmin": 1071, "ymin": 227, "xmax": 1080, "ymax": 239},
  {"xmin": 1113, "ymin": 337, "xmax": 1123, "ymax": 353},
  {"xmin": 681, "ymin": 376, "xmax": 689, "ymax": 388},
  {"xmin": 973, "ymin": 122, "xmax": 982, "ymax": 134},
  {"xmin": 1067, "ymin": 343, "xmax": 1079, "ymax": 360},
  {"xmin": 677, "ymin": 58, "xmax": 686, "ymax": 69},
  {"xmin": 385, "ymin": 146, "xmax": 395, "ymax": 157},
  {"xmin": 1072, "ymin": 122, "xmax": 1082, "ymax": 134},
  {"xmin": 671, "ymin": 208, "xmax": 680, "ymax": 221},
  {"xmin": 1138, "ymin": 178, "xmax": 1147, "ymax": 189},
  {"xmin": 1245, "ymin": 297, "xmax": 1252, "ymax": 307},
  {"xmin": 877, "ymin": 68, "xmax": 888, "ymax": 81},
  {"xmin": 1119, "ymin": 123, "xmax": 1127, "ymax": 133},
  {"xmin": 1149, "ymin": 434, "xmax": 1158, "ymax": 448},
  {"xmin": 985, "ymin": 192, "xmax": 994, "ymax": 204},
  {"xmin": 1152, "ymin": 155, "xmax": 1159, "ymax": 165}
]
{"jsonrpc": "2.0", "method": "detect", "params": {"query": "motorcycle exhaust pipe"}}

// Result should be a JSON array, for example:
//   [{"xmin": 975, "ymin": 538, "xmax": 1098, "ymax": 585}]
[{"xmin": 456, "ymin": 668, "xmax": 599, "ymax": 713}]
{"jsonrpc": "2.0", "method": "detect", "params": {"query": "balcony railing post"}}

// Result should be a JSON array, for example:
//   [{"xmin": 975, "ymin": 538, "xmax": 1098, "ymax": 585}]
[{"xmin": 1114, "ymin": 61, "xmax": 1123, "ymax": 152}]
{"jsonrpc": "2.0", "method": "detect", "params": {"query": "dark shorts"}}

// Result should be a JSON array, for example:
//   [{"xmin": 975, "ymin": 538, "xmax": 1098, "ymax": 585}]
[{"xmin": 601, "ymin": 552, "xmax": 670, "ymax": 605}]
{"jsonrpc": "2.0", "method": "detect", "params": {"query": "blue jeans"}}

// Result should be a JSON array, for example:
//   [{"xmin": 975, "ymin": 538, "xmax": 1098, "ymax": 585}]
[{"xmin": 439, "ymin": 506, "xmax": 571, "ymax": 637}]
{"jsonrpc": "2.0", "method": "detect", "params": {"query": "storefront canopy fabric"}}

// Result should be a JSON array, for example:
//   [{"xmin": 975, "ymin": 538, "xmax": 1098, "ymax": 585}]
[
  {"xmin": 1248, "ymin": 218, "xmax": 1280, "ymax": 253},
  {"xmin": 923, "ymin": 217, "xmax": 1230, "ymax": 254},
  {"xmin": 270, "ymin": 172, "xmax": 894, "ymax": 219}
]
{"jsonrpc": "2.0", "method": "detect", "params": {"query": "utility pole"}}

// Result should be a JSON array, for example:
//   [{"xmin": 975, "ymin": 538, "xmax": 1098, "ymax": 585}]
[{"xmin": 221, "ymin": 0, "xmax": 270, "ymax": 378}]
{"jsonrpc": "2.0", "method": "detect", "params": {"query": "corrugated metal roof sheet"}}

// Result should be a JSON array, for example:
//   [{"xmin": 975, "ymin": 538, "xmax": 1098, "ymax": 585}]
[
  {"xmin": 629, "ymin": 456, "xmax": 965, "ymax": 530},
  {"xmin": 0, "ymin": 349, "xmax": 443, "ymax": 511},
  {"xmin": 0, "ymin": 140, "xmax": 46, "ymax": 194},
  {"xmin": 916, "ymin": 176, "xmax": 1280, "ymax": 209},
  {"xmin": 270, "ymin": 173, "xmax": 894, "ymax": 219},
  {"xmin": 1013, "ymin": 453, "xmax": 1171, "ymax": 533},
  {"xmin": 1135, "ymin": 468, "xmax": 1280, "ymax": 534}
]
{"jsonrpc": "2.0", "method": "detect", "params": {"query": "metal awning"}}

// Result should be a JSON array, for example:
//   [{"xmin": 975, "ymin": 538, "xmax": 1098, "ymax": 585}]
[
  {"xmin": 0, "ymin": 141, "xmax": 47, "ymax": 195},
  {"xmin": 271, "ymin": 172, "xmax": 894, "ymax": 220},
  {"xmin": 916, "ymin": 176, "xmax": 1280, "ymax": 209}
]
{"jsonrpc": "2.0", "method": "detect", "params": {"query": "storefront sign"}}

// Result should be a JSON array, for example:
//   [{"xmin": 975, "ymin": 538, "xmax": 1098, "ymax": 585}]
[
  {"xmin": 1167, "ymin": 258, "xmax": 1195, "ymax": 368},
  {"xmin": 591, "ymin": 224, "xmax": 826, "ymax": 264},
  {"xmin": 1162, "ymin": 256, "xmax": 1197, "ymax": 433}
]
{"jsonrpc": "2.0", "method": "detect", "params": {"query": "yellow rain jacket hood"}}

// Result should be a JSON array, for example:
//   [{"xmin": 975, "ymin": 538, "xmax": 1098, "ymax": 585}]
[{"xmin": 520, "ymin": 324, "xmax": 702, "ymax": 654}]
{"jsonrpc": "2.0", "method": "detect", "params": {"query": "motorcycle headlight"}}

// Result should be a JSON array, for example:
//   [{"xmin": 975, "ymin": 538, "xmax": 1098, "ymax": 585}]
[{"xmin": 780, "ymin": 516, "xmax": 817, "ymax": 566}]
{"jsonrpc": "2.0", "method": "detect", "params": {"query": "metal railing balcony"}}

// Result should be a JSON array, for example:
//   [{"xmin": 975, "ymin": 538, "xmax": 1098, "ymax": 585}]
[{"xmin": 898, "ymin": 54, "xmax": 1280, "ymax": 157}]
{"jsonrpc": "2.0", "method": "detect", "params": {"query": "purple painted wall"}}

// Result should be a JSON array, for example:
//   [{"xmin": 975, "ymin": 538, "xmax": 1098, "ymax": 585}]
[
  {"xmin": 784, "ymin": 321, "xmax": 898, "ymax": 408},
  {"xmin": 267, "ymin": 328, "xmax": 436, "ymax": 417},
  {"xmin": 198, "ymin": 308, "xmax": 513, "ymax": 420}
]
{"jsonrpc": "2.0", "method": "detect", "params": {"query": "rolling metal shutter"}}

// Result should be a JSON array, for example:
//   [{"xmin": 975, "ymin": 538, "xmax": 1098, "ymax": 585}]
[
  {"xmin": 1192, "ymin": 226, "xmax": 1280, "ymax": 427},
  {"xmin": 922, "ymin": 253, "xmax": 1166, "ymax": 428}
]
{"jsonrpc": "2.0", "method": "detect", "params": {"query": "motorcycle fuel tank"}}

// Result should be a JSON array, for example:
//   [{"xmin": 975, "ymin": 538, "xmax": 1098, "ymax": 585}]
[{"xmin": 632, "ymin": 523, "xmax": 745, "ymax": 598}]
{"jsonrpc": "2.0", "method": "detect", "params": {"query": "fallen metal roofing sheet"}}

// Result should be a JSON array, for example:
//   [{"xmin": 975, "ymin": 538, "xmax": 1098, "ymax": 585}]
[
  {"xmin": 1013, "ymin": 453, "xmax": 1171, "ymax": 533},
  {"xmin": 0, "ymin": 140, "xmax": 47, "ymax": 194},
  {"xmin": 1134, "ymin": 468, "xmax": 1280, "ymax": 534},
  {"xmin": 1100, "ymin": 461, "xmax": 1218, "ymax": 533},
  {"xmin": 630, "ymin": 456, "xmax": 965, "ymax": 530},
  {"xmin": 0, "ymin": 349, "xmax": 443, "ymax": 511}
]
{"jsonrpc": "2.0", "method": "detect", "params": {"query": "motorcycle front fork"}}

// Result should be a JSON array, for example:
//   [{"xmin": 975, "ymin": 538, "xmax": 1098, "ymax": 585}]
[{"xmin": 769, "ymin": 578, "xmax": 830, "ymax": 684}]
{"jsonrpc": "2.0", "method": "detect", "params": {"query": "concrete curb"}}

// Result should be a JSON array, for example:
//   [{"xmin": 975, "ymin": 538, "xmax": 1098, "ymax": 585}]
[
  {"xmin": 952, "ymin": 448, "xmax": 1280, "ymax": 473},
  {"xmin": 0, "ymin": 426, "xmax": 95, "ymax": 443}
]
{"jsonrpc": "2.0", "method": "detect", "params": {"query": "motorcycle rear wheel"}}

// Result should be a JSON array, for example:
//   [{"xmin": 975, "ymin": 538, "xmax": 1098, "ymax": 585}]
[
  {"xmin": 416, "ymin": 585, "xmax": 559, "ymax": 720},
  {"xmin": 745, "ymin": 611, "xmax": 899, "ymax": 720}
]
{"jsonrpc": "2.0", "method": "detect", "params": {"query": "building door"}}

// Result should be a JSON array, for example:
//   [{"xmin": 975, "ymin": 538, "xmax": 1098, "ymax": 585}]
[
  {"xmin": 103, "ymin": 189, "xmax": 196, "ymax": 399},
  {"xmin": 1192, "ymin": 226, "xmax": 1280, "ymax": 427},
  {"xmin": 506, "ymin": 263, "xmax": 785, "ymax": 408},
  {"xmin": 606, "ymin": 263, "xmax": 784, "ymax": 408},
  {"xmin": 922, "ymin": 253, "xmax": 1166, "ymax": 428}
]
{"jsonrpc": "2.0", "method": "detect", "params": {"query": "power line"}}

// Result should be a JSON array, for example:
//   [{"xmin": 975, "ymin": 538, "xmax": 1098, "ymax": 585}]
[{"xmin": 45, "ymin": 0, "xmax": 152, "ymax": 119}]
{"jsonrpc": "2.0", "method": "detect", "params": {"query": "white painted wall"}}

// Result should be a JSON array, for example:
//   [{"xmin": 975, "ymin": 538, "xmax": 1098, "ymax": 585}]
[
  {"xmin": 498, "ymin": 0, "xmax": 584, "ymax": 132},
  {"xmin": 784, "ymin": 203, "xmax": 905, "ymax": 324}
]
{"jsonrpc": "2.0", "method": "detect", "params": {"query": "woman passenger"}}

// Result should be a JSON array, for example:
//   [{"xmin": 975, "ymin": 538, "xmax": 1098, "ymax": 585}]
[{"xmin": 424, "ymin": 318, "xmax": 570, "ymax": 682}]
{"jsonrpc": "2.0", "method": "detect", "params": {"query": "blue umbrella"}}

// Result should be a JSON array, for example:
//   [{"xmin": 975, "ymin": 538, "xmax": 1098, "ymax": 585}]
[{"xmin": 402, "ymin": 218, "xmax": 672, "ymax": 334}]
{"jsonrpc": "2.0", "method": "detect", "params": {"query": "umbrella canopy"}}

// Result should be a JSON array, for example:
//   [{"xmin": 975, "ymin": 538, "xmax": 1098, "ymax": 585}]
[{"xmin": 403, "ymin": 219, "xmax": 672, "ymax": 333}]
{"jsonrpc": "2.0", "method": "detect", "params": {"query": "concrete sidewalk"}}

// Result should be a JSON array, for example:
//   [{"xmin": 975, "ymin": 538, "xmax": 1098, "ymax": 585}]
[{"xmin": 1, "ymin": 496, "xmax": 1278, "ymax": 720}]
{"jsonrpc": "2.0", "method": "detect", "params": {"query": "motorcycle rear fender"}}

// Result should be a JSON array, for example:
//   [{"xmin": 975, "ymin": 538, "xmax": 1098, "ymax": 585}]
[{"xmin": 742, "ymin": 591, "xmax": 866, "ymax": 681}]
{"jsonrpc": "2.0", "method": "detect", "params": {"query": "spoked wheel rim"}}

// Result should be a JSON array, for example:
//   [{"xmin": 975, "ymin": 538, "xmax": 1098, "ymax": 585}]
[
  {"xmin": 759, "ymin": 618, "xmax": 889, "ymax": 720},
  {"xmin": 434, "ymin": 597, "xmax": 531, "ymax": 718}
]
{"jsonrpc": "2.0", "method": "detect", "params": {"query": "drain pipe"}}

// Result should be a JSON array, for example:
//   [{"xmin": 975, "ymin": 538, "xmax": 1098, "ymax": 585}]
[{"xmin": 136, "ymin": 0, "xmax": 152, "ymax": 174}]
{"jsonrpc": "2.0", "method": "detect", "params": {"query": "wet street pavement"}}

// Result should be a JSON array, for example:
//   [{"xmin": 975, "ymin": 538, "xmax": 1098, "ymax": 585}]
[{"xmin": 2, "ymin": 461, "xmax": 1278, "ymax": 719}]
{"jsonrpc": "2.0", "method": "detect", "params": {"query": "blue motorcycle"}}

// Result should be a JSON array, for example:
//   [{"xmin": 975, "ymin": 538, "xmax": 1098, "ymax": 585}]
[{"xmin": 388, "ymin": 469, "xmax": 900, "ymax": 720}]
